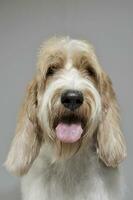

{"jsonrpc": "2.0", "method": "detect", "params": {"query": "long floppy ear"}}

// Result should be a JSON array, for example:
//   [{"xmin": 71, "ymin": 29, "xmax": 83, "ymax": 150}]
[
  {"xmin": 96, "ymin": 72, "xmax": 127, "ymax": 167},
  {"xmin": 5, "ymin": 79, "xmax": 42, "ymax": 176}
]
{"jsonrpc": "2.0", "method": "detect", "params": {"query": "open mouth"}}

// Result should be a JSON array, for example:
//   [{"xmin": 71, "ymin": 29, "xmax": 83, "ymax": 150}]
[{"xmin": 54, "ymin": 114, "xmax": 86, "ymax": 143}]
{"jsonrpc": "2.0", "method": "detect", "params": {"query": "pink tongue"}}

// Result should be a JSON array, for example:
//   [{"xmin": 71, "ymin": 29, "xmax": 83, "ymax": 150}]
[{"xmin": 56, "ymin": 123, "xmax": 83, "ymax": 143}]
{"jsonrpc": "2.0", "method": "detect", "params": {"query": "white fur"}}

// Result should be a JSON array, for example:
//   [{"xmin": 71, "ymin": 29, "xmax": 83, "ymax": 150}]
[{"xmin": 21, "ymin": 144, "xmax": 125, "ymax": 200}]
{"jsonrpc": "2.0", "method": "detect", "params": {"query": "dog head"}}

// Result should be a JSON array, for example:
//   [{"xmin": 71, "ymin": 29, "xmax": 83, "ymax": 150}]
[{"xmin": 5, "ymin": 37, "xmax": 127, "ymax": 175}]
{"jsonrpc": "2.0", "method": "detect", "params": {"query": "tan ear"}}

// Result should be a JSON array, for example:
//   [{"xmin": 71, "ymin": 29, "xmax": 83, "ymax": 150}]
[
  {"xmin": 96, "ymin": 73, "xmax": 127, "ymax": 167},
  {"xmin": 5, "ymin": 79, "xmax": 41, "ymax": 176}
]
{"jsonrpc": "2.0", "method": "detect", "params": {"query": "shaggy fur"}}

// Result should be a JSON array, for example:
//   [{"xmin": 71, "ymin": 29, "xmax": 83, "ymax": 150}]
[{"xmin": 5, "ymin": 37, "xmax": 127, "ymax": 200}]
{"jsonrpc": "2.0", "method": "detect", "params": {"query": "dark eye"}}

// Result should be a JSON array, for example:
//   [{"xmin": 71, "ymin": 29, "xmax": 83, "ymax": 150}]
[
  {"xmin": 87, "ymin": 67, "xmax": 96, "ymax": 78},
  {"xmin": 46, "ymin": 65, "xmax": 57, "ymax": 77}
]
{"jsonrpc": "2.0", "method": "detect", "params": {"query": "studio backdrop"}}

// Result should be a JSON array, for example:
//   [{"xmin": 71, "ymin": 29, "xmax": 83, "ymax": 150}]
[{"xmin": 0, "ymin": 0, "xmax": 132, "ymax": 199}]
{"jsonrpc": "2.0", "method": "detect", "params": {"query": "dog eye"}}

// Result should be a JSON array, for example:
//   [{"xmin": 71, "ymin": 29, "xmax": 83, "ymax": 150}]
[
  {"xmin": 46, "ymin": 65, "xmax": 57, "ymax": 77},
  {"xmin": 87, "ymin": 67, "xmax": 97, "ymax": 78}
]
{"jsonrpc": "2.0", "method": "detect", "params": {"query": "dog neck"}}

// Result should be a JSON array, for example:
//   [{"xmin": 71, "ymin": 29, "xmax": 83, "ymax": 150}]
[{"xmin": 22, "ymin": 142, "xmax": 124, "ymax": 200}]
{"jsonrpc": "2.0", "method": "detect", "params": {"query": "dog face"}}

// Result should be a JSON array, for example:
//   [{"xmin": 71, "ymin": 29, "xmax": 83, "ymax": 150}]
[
  {"xmin": 37, "ymin": 39, "xmax": 102, "ymax": 159},
  {"xmin": 5, "ymin": 37, "xmax": 127, "ymax": 176}
]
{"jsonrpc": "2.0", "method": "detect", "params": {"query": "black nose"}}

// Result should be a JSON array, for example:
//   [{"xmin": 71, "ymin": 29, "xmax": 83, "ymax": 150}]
[{"xmin": 61, "ymin": 90, "xmax": 84, "ymax": 111}]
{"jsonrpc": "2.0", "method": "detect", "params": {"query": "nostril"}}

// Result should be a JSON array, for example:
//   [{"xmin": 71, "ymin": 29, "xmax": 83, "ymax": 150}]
[
  {"xmin": 61, "ymin": 97, "xmax": 70, "ymax": 105},
  {"xmin": 76, "ymin": 98, "xmax": 82, "ymax": 104},
  {"xmin": 64, "ymin": 99, "xmax": 70, "ymax": 104}
]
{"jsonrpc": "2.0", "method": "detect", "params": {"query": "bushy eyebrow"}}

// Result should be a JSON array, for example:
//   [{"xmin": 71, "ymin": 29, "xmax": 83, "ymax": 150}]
[
  {"xmin": 72, "ymin": 52, "xmax": 93, "ymax": 69},
  {"xmin": 46, "ymin": 51, "xmax": 66, "ymax": 66}
]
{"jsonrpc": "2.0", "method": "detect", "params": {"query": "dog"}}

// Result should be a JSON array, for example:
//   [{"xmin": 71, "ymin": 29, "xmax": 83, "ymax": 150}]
[{"xmin": 5, "ymin": 37, "xmax": 127, "ymax": 200}]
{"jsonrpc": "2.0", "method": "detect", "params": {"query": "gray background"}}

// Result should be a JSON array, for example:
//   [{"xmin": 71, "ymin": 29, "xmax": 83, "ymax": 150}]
[{"xmin": 0, "ymin": 0, "xmax": 132, "ymax": 199}]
